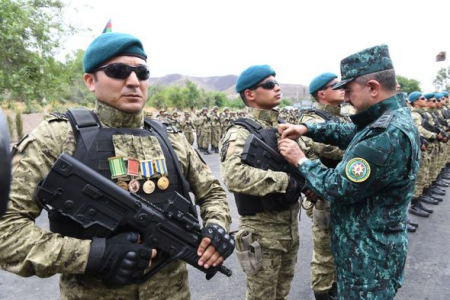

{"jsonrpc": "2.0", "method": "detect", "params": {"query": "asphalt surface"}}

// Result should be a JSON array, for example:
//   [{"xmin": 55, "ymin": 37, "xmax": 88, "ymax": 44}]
[{"xmin": 0, "ymin": 150, "xmax": 449, "ymax": 300}]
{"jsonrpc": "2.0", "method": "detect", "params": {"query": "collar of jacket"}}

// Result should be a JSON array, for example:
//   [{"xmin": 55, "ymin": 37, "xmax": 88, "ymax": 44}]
[
  {"xmin": 350, "ymin": 94, "xmax": 401, "ymax": 129},
  {"xmin": 95, "ymin": 101, "xmax": 144, "ymax": 128},
  {"xmin": 317, "ymin": 103, "xmax": 341, "ymax": 116},
  {"xmin": 249, "ymin": 107, "xmax": 279, "ymax": 126}
]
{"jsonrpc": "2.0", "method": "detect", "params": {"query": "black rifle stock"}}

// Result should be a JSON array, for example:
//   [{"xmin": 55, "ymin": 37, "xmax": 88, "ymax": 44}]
[
  {"xmin": 36, "ymin": 153, "xmax": 232, "ymax": 283},
  {"xmin": 241, "ymin": 134, "xmax": 306, "ymax": 188}
]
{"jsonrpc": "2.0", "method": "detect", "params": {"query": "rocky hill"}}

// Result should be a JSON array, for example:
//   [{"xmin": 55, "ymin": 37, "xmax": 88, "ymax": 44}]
[{"xmin": 149, "ymin": 74, "xmax": 309, "ymax": 99}]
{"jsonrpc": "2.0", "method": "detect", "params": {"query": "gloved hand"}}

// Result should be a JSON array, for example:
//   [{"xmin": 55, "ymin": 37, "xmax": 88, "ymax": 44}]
[
  {"xmin": 284, "ymin": 176, "xmax": 303, "ymax": 205},
  {"xmin": 85, "ymin": 232, "xmax": 152, "ymax": 286},
  {"xmin": 201, "ymin": 223, "xmax": 235, "ymax": 259}
]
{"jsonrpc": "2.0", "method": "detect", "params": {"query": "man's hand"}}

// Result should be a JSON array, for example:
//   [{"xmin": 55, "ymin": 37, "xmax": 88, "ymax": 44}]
[
  {"xmin": 278, "ymin": 124, "xmax": 308, "ymax": 140},
  {"xmin": 278, "ymin": 138, "xmax": 305, "ymax": 166},
  {"xmin": 197, "ymin": 224, "xmax": 235, "ymax": 269}
]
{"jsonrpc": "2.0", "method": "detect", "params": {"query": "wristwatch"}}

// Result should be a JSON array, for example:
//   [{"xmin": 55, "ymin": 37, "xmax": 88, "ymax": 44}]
[{"xmin": 297, "ymin": 157, "xmax": 309, "ymax": 167}]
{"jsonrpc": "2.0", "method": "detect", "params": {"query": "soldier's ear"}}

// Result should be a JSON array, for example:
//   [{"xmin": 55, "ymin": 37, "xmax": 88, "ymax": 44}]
[{"xmin": 366, "ymin": 80, "xmax": 380, "ymax": 97}]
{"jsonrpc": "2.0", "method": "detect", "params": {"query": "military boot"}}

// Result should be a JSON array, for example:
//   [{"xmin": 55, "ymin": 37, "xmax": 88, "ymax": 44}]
[
  {"xmin": 424, "ymin": 188, "xmax": 444, "ymax": 201},
  {"xmin": 417, "ymin": 200, "xmax": 433, "ymax": 213},
  {"xmin": 407, "ymin": 224, "xmax": 417, "ymax": 232},
  {"xmin": 439, "ymin": 173, "xmax": 450, "ymax": 180},
  {"xmin": 430, "ymin": 186, "xmax": 445, "ymax": 196},
  {"xmin": 420, "ymin": 195, "xmax": 439, "ymax": 205},
  {"xmin": 203, "ymin": 148, "xmax": 211, "ymax": 155},
  {"xmin": 434, "ymin": 179, "xmax": 449, "ymax": 188},
  {"xmin": 328, "ymin": 282, "xmax": 338, "ymax": 300},
  {"xmin": 314, "ymin": 291, "xmax": 330, "ymax": 300},
  {"xmin": 408, "ymin": 198, "xmax": 429, "ymax": 217},
  {"xmin": 214, "ymin": 147, "xmax": 219, "ymax": 153},
  {"xmin": 408, "ymin": 220, "xmax": 419, "ymax": 228}
]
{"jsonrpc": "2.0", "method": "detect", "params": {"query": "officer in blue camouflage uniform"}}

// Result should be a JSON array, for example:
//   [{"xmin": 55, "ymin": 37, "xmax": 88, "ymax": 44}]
[
  {"xmin": 0, "ymin": 33, "xmax": 233, "ymax": 300},
  {"xmin": 278, "ymin": 45, "xmax": 421, "ymax": 299}
]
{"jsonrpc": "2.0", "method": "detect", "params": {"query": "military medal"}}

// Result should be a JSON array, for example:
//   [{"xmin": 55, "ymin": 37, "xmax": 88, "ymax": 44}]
[
  {"xmin": 117, "ymin": 179, "xmax": 128, "ymax": 191},
  {"xmin": 143, "ymin": 180, "xmax": 156, "ymax": 194},
  {"xmin": 157, "ymin": 176, "xmax": 169, "ymax": 190},
  {"xmin": 140, "ymin": 159, "xmax": 155, "ymax": 194},
  {"xmin": 128, "ymin": 179, "xmax": 140, "ymax": 193},
  {"xmin": 154, "ymin": 158, "xmax": 170, "ymax": 190}
]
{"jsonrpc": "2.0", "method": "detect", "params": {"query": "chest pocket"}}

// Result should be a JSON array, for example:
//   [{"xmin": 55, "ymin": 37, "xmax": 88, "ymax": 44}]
[
  {"xmin": 113, "ymin": 135, "xmax": 165, "ymax": 163},
  {"xmin": 351, "ymin": 132, "xmax": 392, "ymax": 167}
]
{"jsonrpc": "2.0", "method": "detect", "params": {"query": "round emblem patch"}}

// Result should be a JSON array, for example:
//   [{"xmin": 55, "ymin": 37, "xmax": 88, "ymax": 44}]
[{"xmin": 345, "ymin": 158, "xmax": 371, "ymax": 183}]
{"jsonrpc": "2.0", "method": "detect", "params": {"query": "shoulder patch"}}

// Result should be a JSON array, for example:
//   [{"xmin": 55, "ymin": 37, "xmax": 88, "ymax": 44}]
[{"xmin": 345, "ymin": 157, "xmax": 371, "ymax": 183}]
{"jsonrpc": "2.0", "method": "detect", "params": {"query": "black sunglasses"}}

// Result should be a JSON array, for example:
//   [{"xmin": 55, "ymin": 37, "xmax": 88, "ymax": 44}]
[
  {"xmin": 419, "ymin": 96, "xmax": 425, "ymax": 100},
  {"xmin": 95, "ymin": 63, "xmax": 150, "ymax": 81},
  {"xmin": 251, "ymin": 80, "xmax": 279, "ymax": 90}
]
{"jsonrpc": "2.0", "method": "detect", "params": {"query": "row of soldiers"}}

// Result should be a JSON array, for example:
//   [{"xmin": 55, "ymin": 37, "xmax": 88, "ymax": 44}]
[
  {"xmin": 148, "ymin": 107, "xmax": 248, "ymax": 155},
  {"xmin": 407, "ymin": 91, "xmax": 450, "ymax": 227}
]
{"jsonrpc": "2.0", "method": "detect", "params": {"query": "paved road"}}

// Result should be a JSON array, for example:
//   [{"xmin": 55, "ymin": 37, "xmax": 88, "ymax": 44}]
[{"xmin": 1, "ymin": 151, "xmax": 449, "ymax": 299}]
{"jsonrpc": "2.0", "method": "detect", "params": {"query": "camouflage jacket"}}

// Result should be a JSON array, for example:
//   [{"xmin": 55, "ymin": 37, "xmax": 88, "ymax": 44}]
[
  {"xmin": 220, "ymin": 108, "xmax": 304, "ymax": 240},
  {"xmin": 299, "ymin": 103, "xmax": 348, "ymax": 161},
  {"xmin": 410, "ymin": 107, "xmax": 438, "ymax": 140},
  {"xmin": 0, "ymin": 101, "xmax": 231, "ymax": 281},
  {"xmin": 299, "ymin": 94, "xmax": 421, "ymax": 292}
]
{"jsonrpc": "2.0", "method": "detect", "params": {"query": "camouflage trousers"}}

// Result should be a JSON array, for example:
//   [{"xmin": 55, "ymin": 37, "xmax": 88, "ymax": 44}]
[
  {"xmin": 306, "ymin": 200, "xmax": 335, "ymax": 292},
  {"xmin": 211, "ymin": 127, "xmax": 221, "ymax": 148},
  {"xmin": 238, "ymin": 216, "xmax": 299, "ymax": 300},
  {"xmin": 196, "ymin": 130, "xmax": 203, "ymax": 149},
  {"xmin": 413, "ymin": 151, "xmax": 430, "ymax": 198},
  {"xmin": 201, "ymin": 130, "xmax": 211, "ymax": 150},
  {"xmin": 60, "ymin": 259, "xmax": 190, "ymax": 300},
  {"xmin": 184, "ymin": 131, "xmax": 194, "ymax": 145}
]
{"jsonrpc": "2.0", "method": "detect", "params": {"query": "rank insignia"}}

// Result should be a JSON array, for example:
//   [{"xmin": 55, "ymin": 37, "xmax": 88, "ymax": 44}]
[{"xmin": 345, "ymin": 157, "xmax": 371, "ymax": 183}]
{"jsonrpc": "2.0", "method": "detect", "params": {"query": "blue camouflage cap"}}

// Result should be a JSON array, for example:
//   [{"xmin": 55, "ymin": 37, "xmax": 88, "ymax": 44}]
[
  {"xmin": 236, "ymin": 65, "xmax": 276, "ymax": 93},
  {"xmin": 309, "ymin": 73, "xmax": 338, "ymax": 94},
  {"xmin": 408, "ymin": 91, "xmax": 423, "ymax": 103},
  {"xmin": 333, "ymin": 44, "xmax": 394, "ymax": 90},
  {"xmin": 83, "ymin": 32, "xmax": 147, "ymax": 73}
]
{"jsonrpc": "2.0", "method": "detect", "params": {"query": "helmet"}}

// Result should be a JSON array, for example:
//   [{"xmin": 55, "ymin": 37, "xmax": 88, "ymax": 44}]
[
  {"xmin": 213, "ymin": 106, "xmax": 219, "ymax": 110},
  {"xmin": 202, "ymin": 107, "xmax": 208, "ymax": 111},
  {"xmin": 224, "ymin": 107, "xmax": 230, "ymax": 112}
]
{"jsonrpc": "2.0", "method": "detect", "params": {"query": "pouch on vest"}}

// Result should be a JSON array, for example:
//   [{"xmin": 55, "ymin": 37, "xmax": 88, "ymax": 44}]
[
  {"xmin": 235, "ymin": 229, "xmax": 262, "ymax": 276},
  {"xmin": 313, "ymin": 206, "xmax": 330, "ymax": 230}
]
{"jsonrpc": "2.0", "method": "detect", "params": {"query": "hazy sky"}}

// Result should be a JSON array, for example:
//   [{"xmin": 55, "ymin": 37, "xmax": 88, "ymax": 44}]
[{"xmin": 64, "ymin": 0, "xmax": 449, "ymax": 92}]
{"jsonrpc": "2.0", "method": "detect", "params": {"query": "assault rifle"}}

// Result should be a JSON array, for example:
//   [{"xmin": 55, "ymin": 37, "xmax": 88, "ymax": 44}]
[
  {"xmin": 241, "ymin": 134, "xmax": 306, "ymax": 188},
  {"xmin": 36, "ymin": 153, "xmax": 232, "ymax": 283}
]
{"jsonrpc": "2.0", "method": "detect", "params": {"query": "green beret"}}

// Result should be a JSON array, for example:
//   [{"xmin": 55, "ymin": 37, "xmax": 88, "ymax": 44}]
[
  {"xmin": 424, "ymin": 93, "xmax": 435, "ymax": 100},
  {"xmin": 333, "ymin": 44, "xmax": 394, "ymax": 90},
  {"xmin": 83, "ymin": 32, "xmax": 147, "ymax": 73},
  {"xmin": 236, "ymin": 65, "xmax": 276, "ymax": 93},
  {"xmin": 408, "ymin": 91, "xmax": 422, "ymax": 103},
  {"xmin": 309, "ymin": 73, "xmax": 337, "ymax": 94}
]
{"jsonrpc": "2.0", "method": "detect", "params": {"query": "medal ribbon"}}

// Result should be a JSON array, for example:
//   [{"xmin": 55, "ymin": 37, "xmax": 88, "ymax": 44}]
[
  {"xmin": 140, "ymin": 160, "xmax": 154, "ymax": 178},
  {"xmin": 127, "ymin": 158, "xmax": 140, "ymax": 177},
  {"xmin": 108, "ymin": 156, "xmax": 127, "ymax": 179},
  {"xmin": 154, "ymin": 158, "xmax": 168, "ymax": 175}
]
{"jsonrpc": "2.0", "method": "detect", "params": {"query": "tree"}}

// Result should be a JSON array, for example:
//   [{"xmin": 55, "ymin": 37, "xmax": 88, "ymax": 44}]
[
  {"xmin": 0, "ymin": 0, "xmax": 77, "ymax": 101},
  {"xmin": 433, "ymin": 67, "xmax": 450, "ymax": 92},
  {"xmin": 184, "ymin": 80, "xmax": 201, "ymax": 110},
  {"xmin": 396, "ymin": 75, "xmax": 421, "ymax": 95}
]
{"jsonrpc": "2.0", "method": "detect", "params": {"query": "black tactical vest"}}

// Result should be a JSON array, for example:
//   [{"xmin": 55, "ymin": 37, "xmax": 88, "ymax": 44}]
[
  {"xmin": 232, "ymin": 118, "xmax": 296, "ymax": 216},
  {"xmin": 48, "ymin": 108, "xmax": 192, "ymax": 239}
]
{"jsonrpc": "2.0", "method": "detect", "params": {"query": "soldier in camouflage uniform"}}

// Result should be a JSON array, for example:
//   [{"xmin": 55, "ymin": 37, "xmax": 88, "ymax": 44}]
[
  {"xmin": 298, "ymin": 72, "xmax": 347, "ymax": 300},
  {"xmin": 156, "ymin": 108, "xmax": 169, "ymax": 122},
  {"xmin": 0, "ymin": 33, "xmax": 234, "ymax": 300},
  {"xmin": 210, "ymin": 106, "xmax": 221, "ymax": 153},
  {"xmin": 180, "ymin": 111, "xmax": 195, "ymax": 145},
  {"xmin": 279, "ymin": 45, "xmax": 421, "ymax": 299},
  {"xmin": 200, "ymin": 107, "xmax": 212, "ymax": 155},
  {"xmin": 220, "ymin": 107, "xmax": 233, "ymax": 139},
  {"xmin": 171, "ymin": 110, "xmax": 181, "ymax": 128},
  {"xmin": 193, "ymin": 110, "xmax": 203, "ymax": 150},
  {"xmin": 408, "ymin": 92, "xmax": 442, "ymax": 218},
  {"xmin": 220, "ymin": 65, "xmax": 305, "ymax": 300}
]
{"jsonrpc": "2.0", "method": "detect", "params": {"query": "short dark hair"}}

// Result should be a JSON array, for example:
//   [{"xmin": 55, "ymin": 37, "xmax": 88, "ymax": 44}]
[
  {"xmin": 239, "ymin": 91, "xmax": 249, "ymax": 106},
  {"xmin": 354, "ymin": 69, "xmax": 397, "ymax": 91}
]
